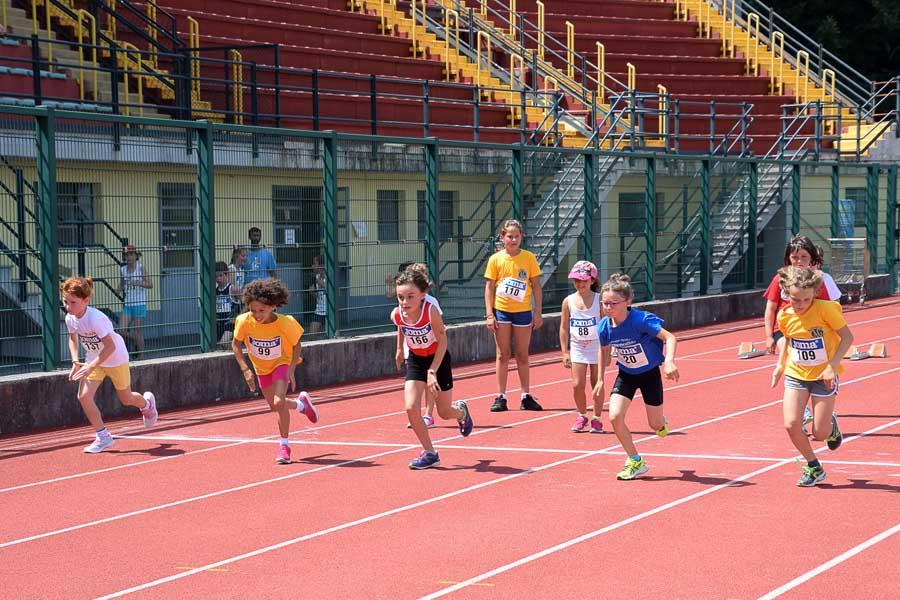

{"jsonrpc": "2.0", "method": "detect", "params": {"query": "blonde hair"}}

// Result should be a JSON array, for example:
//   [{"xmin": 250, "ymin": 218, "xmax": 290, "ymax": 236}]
[
  {"xmin": 60, "ymin": 277, "xmax": 94, "ymax": 299},
  {"xmin": 600, "ymin": 273, "xmax": 633, "ymax": 301},
  {"xmin": 498, "ymin": 219, "xmax": 524, "ymax": 238},
  {"xmin": 777, "ymin": 265, "xmax": 823, "ymax": 293}
]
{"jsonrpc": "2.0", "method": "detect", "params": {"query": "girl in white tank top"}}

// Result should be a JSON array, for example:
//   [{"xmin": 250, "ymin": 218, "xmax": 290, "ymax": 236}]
[{"xmin": 559, "ymin": 260, "xmax": 604, "ymax": 434}]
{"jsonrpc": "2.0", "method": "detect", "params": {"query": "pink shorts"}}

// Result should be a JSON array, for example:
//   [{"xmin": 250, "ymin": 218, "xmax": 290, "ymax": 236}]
[{"xmin": 257, "ymin": 364, "xmax": 290, "ymax": 389}]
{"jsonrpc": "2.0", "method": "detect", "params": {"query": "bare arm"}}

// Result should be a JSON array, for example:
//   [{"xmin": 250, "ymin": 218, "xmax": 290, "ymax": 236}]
[
  {"xmin": 232, "ymin": 336, "xmax": 256, "ymax": 392},
  {"xmin": 530, "ymin": 275, "xmax": 543, "ymax": 329},
  {"xmin": 559, "ymin": 299, "xmax": 571, "ymax": 367},
  {"xmin": 427, "ymin": 310, "xmax": 449, "ymax": 393},
  {"xmin": 484, "ymin": 280, "xmax": 497, "ymax": 331},
  {"xmin": 395, "ymin": 328, "xmax": 404, "ymax": 370},
  {"xmin": 657, "ymin": 327, "xmax": 679, "ymax": 381},
  {"xmin": 764, "ymin": 300, "xmax": 779, "ymax": 353}
]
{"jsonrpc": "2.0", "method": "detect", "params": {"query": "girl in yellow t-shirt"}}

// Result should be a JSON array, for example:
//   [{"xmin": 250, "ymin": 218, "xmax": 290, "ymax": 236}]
[
  {"xmin": 484, "ymin": 219, "xmax": 544, "ymax": 412},
  {"xmin": 771, "ymin": 266, "xmax": 854, "ymax": 487},
  {"xmin": 232, "ymin": 278, "xmax": 319, "ymax": 465}
]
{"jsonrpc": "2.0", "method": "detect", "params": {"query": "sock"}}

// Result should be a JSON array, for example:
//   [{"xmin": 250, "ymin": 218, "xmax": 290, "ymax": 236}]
[
  {"xmin": 808, "ymin": 459, "xmax": 821, "ymax": 469},
  {"xmin": 497, "ymin": 393, "xmax": 506, "ymax": 399},
  {"xmin": 280, "ymin": 437, "xmax": 289, "ymax": 447},
  {"xmin": 580, "ymin": 413, "xmax": 589, "ymax": 418},
  {"xmin": 630, "ymin": 453, "xmax": 641, "ymax": 462},
  {"xmin": 97, "ymin": 427, "xmax": 111, "ymax": 439},
  {"xmin": 521, "ymin": 392, "xmax": 530, "ymax": 400},
  {"xmin": 295, "ymin": 397, "xmax": 306, "ymax": 412}
]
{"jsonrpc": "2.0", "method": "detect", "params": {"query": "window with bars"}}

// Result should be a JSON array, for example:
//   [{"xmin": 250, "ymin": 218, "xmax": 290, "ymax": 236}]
[
  {"xmin": 416, "ymin": 190, "xmax": 456, "ymax": 241},
  {"xmin": 158, "ymin": 182, "xmax": 196, "ymax": 270},
  {"xmin": 57, "ymin": 182, "xmax": 97, "ymax": 248},
  {"xmin": 272, "ymin": 185, "xmax": 322, "ymax": 265},
  {"xmin": 377, "ymin": 189, "xmax": 401, "ymax": 242},
  {"xmin": 844, "ymin": 187, "xmax": 867, "ymax": 228},
  {"xmin": 618, "ymin": 192, "xmax": 664, "ymax": 235}
]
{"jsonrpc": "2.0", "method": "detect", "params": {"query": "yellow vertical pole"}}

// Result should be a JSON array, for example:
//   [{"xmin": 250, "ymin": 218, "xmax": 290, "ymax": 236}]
[
  {"xmin": 444, "ymin": 8, "xmax": 459, "ymax": 82},
  {"xmin": 44, "ymin": 0, "xmax": 53, "ymax": 63},
  {"xmin": 565, "ymin": 20, "xmax": 574, "ymax": 80},
  {"xmin": 746, "ymin": 13, "xmax": 759, "ymax": 76},
  {"xmin": 627, "ymin": 62, "xmax": 636, "ymax": 113},
  {"xmin": 823, "ymin": 68, "xmax": 836, "ymax": 133},
  {"xmin": 476, "ymin": 30, "xmax": 491, "ymax": 90},
  {"xmin": 720, "ymin": 0, "xmax": 727, "ymax": 56},
  {"xmin": 536, "ymin": 0, "xmax": 544, "ymax": 60},
  {"xmin": 771, "ymin": 31, "xmax": 784, "ymax": 95},
  {"xmin": 188, "ymin": 16, "xmax": 200, "ymax": 100},
  {"xmin": 658, "ymin": 84, "xmax": 668, "ymax": 139},
  {"xmin": 508, "ymin": 0, "xmax": 516, "ymax": 38},
  {"xmin": 147, "ymin": 0, "xmax": 158, "ymax": 66},
  {"xmin": 230, "ymin": 49, "xmax": 243, "ymax": 124},
  {"xmin": 410, "ymin": 0, "xmax": 418, "ymax": 58},
  {"xmin": 76, "ymin": 11, "xmax": 85, "ymax": 100},
  {"xmin": 107, "ymin": 0, "xmax": 117, "ymax": 38},
  {"xmin": 479, "ymin": 0, "xmax": 486, "ymax": 17},
  {"xmin": 509, "ymin": 53, "xmax": 523, "ymax": 122},
  {"xmin": 795, "ymin": 50, "xmax": 809, "ymax": 103},
  {"xmin": 596, "ymin": 41, "xmax": 605, "ymax": 105}
]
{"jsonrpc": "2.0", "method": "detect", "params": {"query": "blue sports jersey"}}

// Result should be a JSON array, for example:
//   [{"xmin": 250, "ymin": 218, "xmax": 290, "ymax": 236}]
[{"xmin": 597, "ymin": 308, "xmax": 665, "ymax": 375}]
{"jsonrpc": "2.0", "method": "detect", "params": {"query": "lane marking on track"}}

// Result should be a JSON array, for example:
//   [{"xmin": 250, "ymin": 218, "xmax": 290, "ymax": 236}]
[
  {"xmin": 174, "ymin": 567, "xmax": 229, "ymax": 573},
  {"xmin": 0, "ymin": 333, "xmax": 777, "ymax": 494},
  {"xmin": 95, "ymin": 394, "xmax": 900, "ymax": 600},
  {"xmin": 418, "ymin": 414, "xmax": 900, "ymax": 600},
  {"xmin": 757, "ymin": 522, "xmax": 900, "ymax": 599},
  {"xmin": 88, "ymin": 366, "xmax": 900, "ymax": 599}
]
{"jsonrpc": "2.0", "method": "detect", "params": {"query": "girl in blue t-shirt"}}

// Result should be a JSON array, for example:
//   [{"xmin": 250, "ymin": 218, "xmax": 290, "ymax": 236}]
[{"xmin": 593, "ymin": 273, "xmax": 680, "ymax": 480}]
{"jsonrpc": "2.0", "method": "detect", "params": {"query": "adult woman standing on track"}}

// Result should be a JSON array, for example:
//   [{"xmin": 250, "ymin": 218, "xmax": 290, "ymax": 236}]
[
  {"xmin": 593, "ymin": 274, "xmax": 680, "ymax": 480},
  {"xmin": 484, "ymin": 219, "xmax": 544, "ymax": 412},
  {"xmin": 771, "ymin": 266, "xmax": 854, "ymax": 487},
  {"xmin": 393, "ymin": 266, "xmax": 473, "ymax": 469}
]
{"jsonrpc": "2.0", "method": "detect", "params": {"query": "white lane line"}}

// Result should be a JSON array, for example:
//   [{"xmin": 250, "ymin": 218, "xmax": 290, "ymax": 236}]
[
  {"xmin": 757, "ymin": 522, "xmax": 900, "ymax": 599},
  {"xmin": 0, "ymin": 335, "xmax": 766, "ymax": 494},
  {"xmin": 96, "ymin": 411, "xmax": 900, "ymax": 599},
  {"xmin": 418, "ymin": 415, "xmax": 900, "ymax": 600}
]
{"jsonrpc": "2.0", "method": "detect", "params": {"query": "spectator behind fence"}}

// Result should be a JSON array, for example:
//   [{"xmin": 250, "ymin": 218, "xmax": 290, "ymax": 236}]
[
  {"xmin": 245, "ymin": 227, "xmax": 276, "ymax": 284},
  {"xmin": 117, "ymin": 244, "xmax": 152, "ymax": 358}
]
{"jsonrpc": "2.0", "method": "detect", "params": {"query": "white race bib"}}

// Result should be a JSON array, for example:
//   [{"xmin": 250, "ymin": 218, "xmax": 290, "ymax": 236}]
[
  {"xmin": 248, "ymin": 336, "xmax": 283, "ymax": 360},
  {"xmin": 496, "ymin": 277, "xmax": 527, "ymax": 302},
  {"xmin": 79, "ymin": 334, "xmax": 102, "ymax": 356},
  {"xmin": 402, "ymin": 323, "xmax": 436, "ymax": 350},
  {"xmin": 570, "ymin": 317, "xmax": 598, "ymax": 345},
  {"xmin": 217, "ymin": 293, "xmax": 232, "ymax": 315},
  {"xmin": 790, "ymin": 338, "xmax": 827, "ymax": 366},
  {"xmin": 615, "ymin": 343, "xmax": 649, "ymax": 369}
]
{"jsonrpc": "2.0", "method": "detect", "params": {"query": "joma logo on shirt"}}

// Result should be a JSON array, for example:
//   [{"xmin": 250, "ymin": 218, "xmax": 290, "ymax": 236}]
[
  {"xmin": 570, "ymin": 318, "xmax": 596, "ymax": 328},
  {"xmin": 793, "ymin": 339, "xmax": 823, "ymax": 350},
  {"xmin": 249, "ymin": 336, "xmax": 280, "ymax": 348},
  {"xmin": 616, "ymin": 345, "xmax": 642, "ymax": 355},
  {"xmin": 401, "ymin": 325, "xmax": 432, "ymax": 337}
]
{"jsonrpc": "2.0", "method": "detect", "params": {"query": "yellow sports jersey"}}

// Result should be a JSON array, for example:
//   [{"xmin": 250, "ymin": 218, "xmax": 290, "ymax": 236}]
[
  {"xmin": 484, "ymin": 250, "xmax": 542, "ymax": 312},
  {"xmin": 778, "ymin": 299, "xmax": 847, "ymax": 381},
  {"xmin": 233, "ymin": 312, "xmax": 304, "ymax": 375}
]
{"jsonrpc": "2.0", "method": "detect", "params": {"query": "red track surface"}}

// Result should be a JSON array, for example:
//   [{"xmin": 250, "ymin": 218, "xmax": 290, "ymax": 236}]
[{"xmin": 2, "ymin": 300, "xmax": 899, "ymax": 599}]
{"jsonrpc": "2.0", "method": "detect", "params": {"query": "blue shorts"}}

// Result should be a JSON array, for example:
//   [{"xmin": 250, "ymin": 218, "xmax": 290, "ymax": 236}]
[
  {"xmin": 494, "ymin": 309, "xmax": 533, "ymax": 327},
  {"xmin": 785, "ymin": 375, "xmax": 839, "ymax": 397},
  {"xmin": 122, "ymin": 304, "xmax": 147, "ymax": 319}
]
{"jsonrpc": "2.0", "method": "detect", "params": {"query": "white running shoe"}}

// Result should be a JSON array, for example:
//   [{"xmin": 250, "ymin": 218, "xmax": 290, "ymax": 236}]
[
  {"xmin": 141, "ymin": 391, "xmax": 158, "ymax": 427},
  {"xmin": 84, "ymin": 435, "xmax": 115, "ymax": 454}
]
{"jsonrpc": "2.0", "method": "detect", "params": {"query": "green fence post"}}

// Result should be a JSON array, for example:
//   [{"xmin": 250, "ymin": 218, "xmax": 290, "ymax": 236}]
[
  {"xmin": 196, "ymin": 123, "xmax": 216, "ymax": 353},
  {"xmin": 747, "ymin": 161, "xmax": 758, "ymax": 289},
  {"xmin": 424, "ymin": 138, "xmax": 439, "ymax": 290},
  {"xmin": 830, "ymin": 164, "xmax": 840, "ymax": 238},
  {"xmin": 866, "ymin": 164, "xmax": 879, "ymax": 269},
  {"xmin": 323, "ymin": 133, "xmax": 338, "ymax": 338},
  {"xmin": 791, "ymin": 163, "xmax": 801, "ymax": 236},
  {"xmin": 887, "ymin": 164, "xmax": 897, "ymax": 289},
  {"xmin": 35, "ymin": 109, "xmax": 59, "ymax": 371},
  {"xmin": 645, "ymin": 156, "xmax": 656, "ymax": 300},
  {"xmin": 583, "ymin": 152, "xmax": 595, "ymax": 262},
  {"xmin": 511, "ymin": 147, "xmax": 523, "ymax": 225},
  {"xmin": 700, "ymin": 159, "xmax": 711, "ymax": 295}
]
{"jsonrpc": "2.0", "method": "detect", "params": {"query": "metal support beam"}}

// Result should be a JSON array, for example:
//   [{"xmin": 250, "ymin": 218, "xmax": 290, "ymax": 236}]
[
  {"xmin": 830, "ymin": 164, "xmax": 840, "ymax": 238},
  {"xmin": 791, "ymin": 163, "xmax": 801, "ymax": 236},
  {"xmin": 36, "ymin": 110, "xmax": 59, "ymax": 370},
  {"xmin": 583, "ymin": 152, "xmax": 595, "ymax": 262},
  {"xmin": 700, "ymin": 159, "xmax": 711, "ymax": 295},
  {"xmin": 196, "ymin": 123, "xmax": 216, "ymax": 353},
  {"xmin": 866, "ymin": 164, "xmax": 879, "ymax": 269}
]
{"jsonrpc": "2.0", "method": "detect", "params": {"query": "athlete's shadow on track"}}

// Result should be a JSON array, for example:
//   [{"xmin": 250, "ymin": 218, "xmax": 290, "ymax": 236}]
[
  {"xmin": 296, "ymin": 453, "xmax": 380, "ymax": 468},
  {"xmin": 818, "ymin": 479, "xmax": 900, "ymax": 493},
  {"xmin": 109, "ymin": 442, "xmax": 185, "ymax": 457},
  {"xmin": 437, "ymin": 459, "xmax": 528, "ymax": 475},
  {"xmin": 637, "ymin": 469, "xmax": 755, "ymax": 487}
]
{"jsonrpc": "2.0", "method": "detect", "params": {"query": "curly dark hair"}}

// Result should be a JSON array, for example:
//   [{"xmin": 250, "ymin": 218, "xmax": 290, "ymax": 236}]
[{"xmin": 242, "ymin": 278, "xmax": 290, "ymax": 307}]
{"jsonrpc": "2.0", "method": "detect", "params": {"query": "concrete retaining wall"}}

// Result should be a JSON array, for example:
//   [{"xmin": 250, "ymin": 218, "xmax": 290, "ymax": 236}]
[{"xmin": 1, "ymin": 276, "xmax": 891, "ymax": 435}]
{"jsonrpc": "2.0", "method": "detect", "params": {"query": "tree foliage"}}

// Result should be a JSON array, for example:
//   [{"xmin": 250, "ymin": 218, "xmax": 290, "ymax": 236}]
[{"xmin": 768, "ymin": 0, "xmax": 900, "ymax": 81}]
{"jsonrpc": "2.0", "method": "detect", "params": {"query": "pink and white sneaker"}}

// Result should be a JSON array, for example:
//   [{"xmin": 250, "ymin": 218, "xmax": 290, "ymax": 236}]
[
  {"xmin": 571, "ymin": 415, "xmax": 589, "ymax": 432},
  {"xmin": 141, "ymin": 392, "xmax": 158, "ymax": 427},
  {"xmin": 423, "ymin": 415, "xmax": 435, "ymax": 428},
  {"xmin": 297, "ymin": 391, "xmax": 318, "ymax": 424},
  {"xmin": 590, "ymin": 418, "xmax": 604, "ymax": 433},
  {"xmin": 276, "ymin": 445, "xmax": 291, "ymax": 464}
]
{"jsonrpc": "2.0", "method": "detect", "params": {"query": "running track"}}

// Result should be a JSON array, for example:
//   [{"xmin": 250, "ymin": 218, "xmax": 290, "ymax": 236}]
[{"xmin": 2, "ymin": 300, "xmax": 899, "ymax": 599}]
